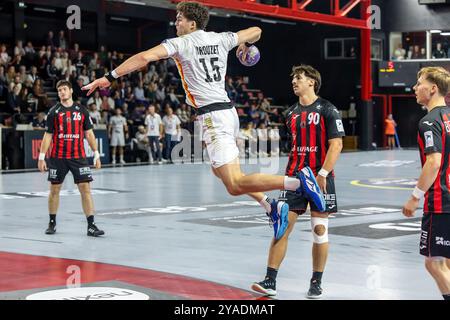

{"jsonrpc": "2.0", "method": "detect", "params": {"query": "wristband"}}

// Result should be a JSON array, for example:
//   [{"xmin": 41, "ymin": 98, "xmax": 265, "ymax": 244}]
[
  {"xmin": 38, "ymin": 153, "xmax": 45, "ymax": 161},
  {"xmin": 104, "ymin": 72, "xmax": 116, "ymax": 83},
  {"xmin": 111, "ymin": 70, "xmax": 119, "ymax": 79},
  {"xmin": 93, "ymin": 150, "xmax": 100, "ymax": 162},
  {"xmin": 318, "ymin": 168, "xmax": 329, "ymax": 177},
  {"xmin": 412, "ymin": 186, "xmax": 425, "ymax": 200},
  {"xmin": 244, "ymin": 42, "xmax": 253, "ymax": 48}
]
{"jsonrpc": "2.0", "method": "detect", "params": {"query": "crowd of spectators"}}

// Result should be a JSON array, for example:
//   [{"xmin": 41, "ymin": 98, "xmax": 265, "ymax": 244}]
[
  {"xmin": 0, "ymin": 30, "xmax": 288, "ymax": 164},
  {"xmin": 392, "ymin": 42, "xmax": 449, "ymax": 60}
]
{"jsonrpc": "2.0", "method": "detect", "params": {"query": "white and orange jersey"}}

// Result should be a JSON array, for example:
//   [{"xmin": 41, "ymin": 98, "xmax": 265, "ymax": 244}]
[{"xmin": 161, "ymin": 30, "xmax": 238, "ymax": 108}]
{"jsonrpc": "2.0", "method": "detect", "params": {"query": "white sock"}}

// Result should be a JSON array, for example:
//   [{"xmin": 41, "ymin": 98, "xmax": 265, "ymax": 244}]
[
  {"xmin": 284, "ymin": 176, "xmax": 300, "ymax": 191},
  {"xmin": 259, "ymin": 195, "xmax": 272, "ymax": 213}
]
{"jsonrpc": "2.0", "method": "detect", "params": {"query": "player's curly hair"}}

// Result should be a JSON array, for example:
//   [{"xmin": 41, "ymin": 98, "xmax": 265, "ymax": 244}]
[
  {"xmin": 418, "ymin": 66, "xmax": 450, "ymax": 97},
  {"xmin": 291, "ymin": 65, "xmax": 322, "ymax": 94},
  {"xmin": 176, "ymin": 1, "xmax": 209, "ymax": 30}
]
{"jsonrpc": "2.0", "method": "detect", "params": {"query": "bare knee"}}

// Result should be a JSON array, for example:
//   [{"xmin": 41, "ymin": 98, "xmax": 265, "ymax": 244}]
[
  {"xmin": 425, "ymin": 258, "xmax": 445, "ymax": 277},
  {"xmin": 49, "ymin": 184, "xmax": 62, "ymax": 196},
  {"xmin": 77, "ymin": 183, "xmax": 91, "ymax": 196},
  {"xmin": 226, "ymin": 182, "xmax": 244, "ymax": 196}
]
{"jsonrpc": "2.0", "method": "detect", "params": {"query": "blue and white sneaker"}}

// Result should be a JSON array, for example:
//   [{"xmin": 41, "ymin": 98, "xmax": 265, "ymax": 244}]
[
  {"xmin": 267, "ymin": 200, "xmax": 289, "ymax": 240},
  {"xmin": 296, "ymin": 166, "xmax": 326, "ymax": 212}
]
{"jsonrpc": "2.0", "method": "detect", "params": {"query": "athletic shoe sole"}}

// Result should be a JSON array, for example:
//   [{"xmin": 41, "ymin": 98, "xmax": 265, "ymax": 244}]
[
  {"xmin": 305, "ymin": 292, "xmax": 323, "ymax": 299},
  {"xmin": 275, "ymin": 201, "xmax": 289, "ymax": 240},
  {"xmin": 251, "ymin": 283, "xmax": 277, "ymax": 296}
]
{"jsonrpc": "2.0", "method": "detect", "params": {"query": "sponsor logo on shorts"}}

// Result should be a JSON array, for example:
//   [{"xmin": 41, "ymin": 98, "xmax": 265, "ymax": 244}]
[
  {"xmin": 420, "ymin": 231, "xmax": 428, "ymax": 249},
  {"xmin": 435, "ymin": 237, "xmax": 450, "ymax": 247},
  {"xmin": 26, "ymin": 287, "xmax": 149, "ymax": 300},
  {"xmin": 424, "ymin": 131, "xmax": 434, "ymax": 148},
  {"xmin": 79, "ymin": 167, "xmax": 91, "ymax": 175},
  {"xmin": 49, "ymin": 169, "xmax": 58, "ymax": 179}
]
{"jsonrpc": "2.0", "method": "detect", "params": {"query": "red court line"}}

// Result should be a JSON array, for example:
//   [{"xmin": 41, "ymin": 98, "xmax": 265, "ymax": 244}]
[{"xmin": 0, "ymin": 251, "xmax": 261, "ymax": 300}]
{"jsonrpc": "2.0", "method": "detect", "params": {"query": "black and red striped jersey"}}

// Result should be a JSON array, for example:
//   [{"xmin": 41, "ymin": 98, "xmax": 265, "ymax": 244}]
[
  {"xmin": 284, "ymin": 97, "xmax": 345, "ymax": 177},
  {"xmin": 46, "ymin": 103, "xmax": 93, "ymax": 159},
  {"xmin": 417, "ymin": 105, "xmax": 450, "ymax": 214}
]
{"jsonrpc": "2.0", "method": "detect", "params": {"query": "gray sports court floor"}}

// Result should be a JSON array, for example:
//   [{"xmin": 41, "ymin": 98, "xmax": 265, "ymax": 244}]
[{"xmin": 0, "ymin": 150, "xmax": 441, "ymax": 300}]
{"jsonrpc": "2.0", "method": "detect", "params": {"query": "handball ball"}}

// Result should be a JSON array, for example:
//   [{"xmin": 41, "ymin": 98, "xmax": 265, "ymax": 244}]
[{"xmin": 237, "ymin": 45, "xmax": 260, "ymax": 67}]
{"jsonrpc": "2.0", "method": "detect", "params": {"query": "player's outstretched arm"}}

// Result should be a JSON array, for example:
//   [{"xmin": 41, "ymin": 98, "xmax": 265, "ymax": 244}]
[
  {"xmin": 82, "ymin": 44, "xmax": 169, "ymax": 96},
  {"xmin": 236, "ymin": 27, "xmax": 262, "ymax": 45}
]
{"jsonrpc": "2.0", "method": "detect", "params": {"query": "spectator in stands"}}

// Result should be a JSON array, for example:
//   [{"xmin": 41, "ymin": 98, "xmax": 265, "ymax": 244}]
[
  {"xmin": 78, "ymin": 68, "xmax": 90, "ymax": 86},
  {"xmin": 56, "ymin": 30, "xmax": 67, "ymax": 50},
  {"xmin": 19, "ymin": 86, "xmax": 35, "ymax": 113},
  {"xmin": 225, "ymin": 76, "xmax": 237, "ymax": 102},
  {"xmin": 45, "ymin": 31, "xmax": 55, "ymax": 49},
  {"xmin": 54, "ymin": 52, "xmax": 63, "ymax": 72},
  {"xmin": 89, "ymin": 52, "xmax": 100, "ymax": 71},
  {"xmin": 155, "ymin": 83, "xmax": 166, "ymax": 103},
  {"xmin": 24, "ymin": 41, "xmax": 35, "ymax": 55},
  {"xmin": 32, "ymin": 79, "xmax": 48, "ymax": 111},
  {"xmin": 248, "ymin": 102, "xmax": 260, "ymax": 127},
  {"xmin": 14, "ymin": 40, "xmax": 25, "ymax": 57},
  {"xmin": 144, "ymin": 65, "xmax": 157, "ymax": 84},
  {"xmin": 433, "ymin": 42, "xmax": 447, "ymax": 59},
  {"xmin": 125, "ymin": 86, "xmax": 135, "ymax": 109},
  {"xmin": 145, "ymin": 81, "xmax": 157, "ymax": 103},
  {"xmin": 72, "ymin": 77, "xmax": 86, "ymax": 105},
  {"xmin": 0, "ymin": 44, "xmax": 10, "ymax": 66},
  {"xmin": 109, "ymin": 107, "xmax": 128, "ymax": 164},
  {"xmin": 70, "ymin": 43, "xmax": 80, "ymax": 61},
  {"xmin": 0, "ymin": 65, "xmax": 6, "ymax": 86},
  {"xmin": 167, "ymin": 88, "xmax": 180, "ymax": 108},
  {"xmin": 111, "ymin": 51, "xmax": 119, "ymax": 69},
  {"xmin": 46, "ymin": 57, "xmax": 59, "ymax": 84},
  {"xmin": 385, "ymin": 113, "xmax": 397, "ymax": 149},
  {"xmin": 410, "ymin": 45, "xmax": 422, "ymax": 59},
  {"xmin": 176, "ymin": 102, "xmax": 190, "ymax": 127},
  {"xmin": 134, "ymin": 80, "xmax": 148, "ymax": 106},
  {"xmin": 6, "ymin": 82, "xmax": 21, "ymax": 113},
  {"xmin": 100, "ymin": 95, "xmax": 113, "ymax": 112},
  {"xmin": 88, "ymin": 102, "xmax": 101, "ymax": 125},
  {"xmin": 162, "ymin": 106, "xmax": 181, "ymax": 163},
  {"xmin": 32, "ymin": 112, "xmax": 46, "ymax": 130},
  {"xmin": 73, "ymin": 52, "xmax": 84, "ymax": 75},
  {"xmin": 17, "ymin": 66, "xmax": 27, "ymax": 84},
  {"xmin": 99, "ymin": 109, "xmax": 109, "ymax": 125},
  {"xmin": 98, "ymin": 45, "xmax": 108, "ymax": 65},
  {"xmin": 5, "ymin": 66, "xmax": 16, "ymax": 84},
  {"xmin": 27, "ymin": 66, "xmax": 39, "ymax": 85}
]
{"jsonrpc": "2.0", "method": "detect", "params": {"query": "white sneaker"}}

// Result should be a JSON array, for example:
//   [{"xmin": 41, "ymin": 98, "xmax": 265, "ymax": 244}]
[
  {"xmin": 120, "ymin": 159, "xmax": 126, "ymax": 164},
  {"xmin": 112, "ymin": 159, "xmax": 116, "ymax": 165}
]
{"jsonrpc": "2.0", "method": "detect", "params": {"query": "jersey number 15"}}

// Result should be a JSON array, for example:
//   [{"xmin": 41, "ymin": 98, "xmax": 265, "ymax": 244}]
[{"xmin": 199, "ymin": 57, "xmax": 221, "ymax": 83}]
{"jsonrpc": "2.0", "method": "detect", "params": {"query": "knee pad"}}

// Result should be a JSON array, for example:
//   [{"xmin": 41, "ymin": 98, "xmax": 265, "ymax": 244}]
[{"xmin": 311, "ymin": 217, "xmax": 328, "ymax": 244}]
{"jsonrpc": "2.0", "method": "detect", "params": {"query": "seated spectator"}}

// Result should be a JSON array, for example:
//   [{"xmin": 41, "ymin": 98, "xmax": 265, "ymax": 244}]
[
  {"xmin": 26, "ymin": 66, "xmax": 39, "ymax": 85},
  {"xmin": 17, "ymin": 66, "xmax": 27, "ymax": 84},
  {"xmin": 99, "ymin": 109, "xmax": 109, "ymax": 125},
  {"xmin": 0, "ymin": 44, "xmax": 10, "ymax": 66},
  {"xmin": 56, "ymin": 30, "xmax": 67, "ymax": 50},
  {"xmin": 69, "ymin": 43, "xmax": 80, "ymax": 61},
  {"xmin": 32, "ymin": 79, "xmax": 48, "ymax": 111},
  {"xmin": 89, "ymin": 52, "xmax": 100, "ymax": 71},
  {"xmin": 0, "ymin": 65, "xmax": 6, "ymax": 85},
  {"xmin": 78, "ymin": 68, "xmax": 89, "ymax": 86},
  {"xmin": 19, "ymin": 86, "xmax": 36, "ymax": 113},
  {"xmin": 72, "ymin": 77, "xmax": 86, "ymax": 105},
  {"xmin": 167, "ymin": 88, "xmax": 180, "ymax": 108},
  {"xmin": 32, "ymin": 112, "xmax": 46, "ymax": 130},
  {"xmin": 14, "ymin": 40, "xmax": 25, "ymax": 57},
  {"xmin": 155, "ymin": 84, "xmax": 166, "ymax": 103},
  {"xmin": 432, "ymin": 42, "xmax": 447, "ymax": 59},
  {"xmin": 45, "ymin": 31, "xmax": 55, "ymax": 49},
  {"xmin": 24, "ymin": 41, "xmax": 36, "ymax": 55},
  {"xmin": 98, "ymin": 45, "xmax": 108, "ymax": 65},
  {"xmin": 176, "ymin": 102, "xmax": 191, "ymax": 127},
  {"xmin": 144, "ymin": 65, "xmax": 157, "ymax": 84},
  {"xmin": 247, "ymin": 103, "xmax": 260, "ymax": 127},
  {"xmin": 6, "ymin": 66, "xmax": 16, "ymax": 84},
  {"xmin": 410, "ymin": 45, "xmax": 422, "ymax": 59},
  {"xmin": 88, "ymin": 102, "xmax": 101, "ymax": 124},
  {"xmin": 100, "ymin": 95, "xmax": 113, "ymax": 112},
  {"xmin": 145, "ymin": 82, "xmax": 157, "ymax": 103},
  {"xmin": 134, "ymin": 80, "xmax": 148, "ymax": 105}
]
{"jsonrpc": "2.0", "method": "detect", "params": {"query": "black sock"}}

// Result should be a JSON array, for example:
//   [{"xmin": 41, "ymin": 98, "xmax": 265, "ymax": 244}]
[
  {"xmin": 87, "ymin": 215, "xmax": 94, "ymax": 225},
  {"xmin": 49, "ymin": 214, "xmax": 56, "ymax": 224},
  {"xmin": 443, "ymin": 294, "xmax": 450, "ymax": 300},
  {"xmin": 312, "ymin": 271, "xmax": 323, "ymax": 282},
  {"xmin": 266, "ymin": 267, "xmax": 278, "ymax": 281}
]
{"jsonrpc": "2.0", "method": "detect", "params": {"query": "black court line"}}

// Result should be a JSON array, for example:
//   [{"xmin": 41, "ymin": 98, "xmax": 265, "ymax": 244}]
[{"xmin": 2, "ymin": 236, "xmax": 63, "ymax": 244}]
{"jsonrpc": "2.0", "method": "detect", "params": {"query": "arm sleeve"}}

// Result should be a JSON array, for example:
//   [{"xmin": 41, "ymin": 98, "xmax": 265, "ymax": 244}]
[
  {"xmin": 323, "ymin": 105, "xmax": 346, "ymax": 139},
  {"xmin": 418, "ymin": 119, "xmax": 442, "ymax": 154},
  {"xmin": 161, "ymin": 37, "xmax": 187, "ymax": 57},
  {"xmin": 45, "ymin": 109, "xmax": 55, "ymax": 133},
  {"xmin": 220, "ymin": 32, "xmax": 239, "ymax": 51}
]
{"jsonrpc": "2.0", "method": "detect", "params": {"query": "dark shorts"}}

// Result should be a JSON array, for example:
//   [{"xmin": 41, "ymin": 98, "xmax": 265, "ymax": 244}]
[
  {"xmin": 386, "ymin": 134, "xmax": 395, "ymax": 138},
  {"xmin": 278, "ymin": 176, "xmax": 337, "ymax": 214},
  {"xmin": 420, "ymin": 213, "xmax": 450, "ymax": 259},
  {"xmin": 47, "ymin": 158, "xmax": 93, "ymax": 184}
]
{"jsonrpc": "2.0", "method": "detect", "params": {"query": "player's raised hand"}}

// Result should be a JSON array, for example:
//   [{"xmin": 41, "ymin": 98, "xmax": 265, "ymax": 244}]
[
  {"xmin": 82, "ymin": 77, "xmax": 111, "ymax": 96},
  {"xmin": 236, "ymin": 43, "xmax": 250, "ymax": 61}
]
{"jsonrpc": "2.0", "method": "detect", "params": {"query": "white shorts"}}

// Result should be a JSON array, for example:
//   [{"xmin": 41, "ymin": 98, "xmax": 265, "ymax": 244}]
[
  {"xmin": 110, "ymin": 133, "xmax": 125, "ymax": 147},
  {"xmin": 198, "ymin": 107, "xmax": 240, "ymax": 168}
]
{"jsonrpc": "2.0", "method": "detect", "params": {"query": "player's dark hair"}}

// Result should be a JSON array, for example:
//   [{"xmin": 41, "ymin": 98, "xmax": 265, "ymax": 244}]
[
  {"xmin": 291, "ymin": 65, "xmax": 322, "ymax": 94},
  {"xmin": 418, "ymin": 67, "xmax": 450, "ymax": 97},
  {"xmin": 56, "ymin": 80, "xmax": 72, "ymax": 90},
  {"xmin": 176, "ymin": 1, "xmax": 209, "ymax": 30}
]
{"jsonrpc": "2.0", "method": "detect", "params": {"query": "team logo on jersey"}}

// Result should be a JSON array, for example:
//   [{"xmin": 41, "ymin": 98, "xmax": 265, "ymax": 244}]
[
  {"xmin": 316, "ymin": 105, "xmax": 322, "ymax": 110},
  {"xmin": 336, "ymin": 119, "xmax": 345, "ymax": 132},
  {"xmin": 75, "ymin": 106, "xmax": 80, "ymax": 110},
  {"xmin": 422, "ymin": 121, "xmax": 433, "ymax": 126},
  {"xmin": 424, "ymin": 131, "xmax": 434, "ymax": 148}
]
